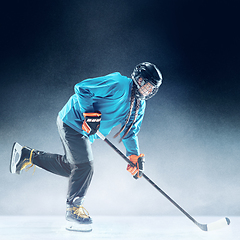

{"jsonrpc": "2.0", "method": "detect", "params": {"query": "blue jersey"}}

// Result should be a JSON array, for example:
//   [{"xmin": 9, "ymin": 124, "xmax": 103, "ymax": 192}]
[{"xmin": 58, "ymin": 72, "xmax": 146, "ymax": 156}]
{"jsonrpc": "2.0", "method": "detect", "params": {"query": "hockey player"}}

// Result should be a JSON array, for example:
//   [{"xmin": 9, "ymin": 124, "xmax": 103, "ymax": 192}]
[{"xmin": 10, "ymin": 62, "xmax": 162, "ymax": 232}]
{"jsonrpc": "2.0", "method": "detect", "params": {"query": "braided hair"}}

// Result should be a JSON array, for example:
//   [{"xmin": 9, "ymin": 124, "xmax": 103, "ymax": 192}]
[{"xmin": 114, "ymin": 85, "xmax": 140, "ymax": 143}]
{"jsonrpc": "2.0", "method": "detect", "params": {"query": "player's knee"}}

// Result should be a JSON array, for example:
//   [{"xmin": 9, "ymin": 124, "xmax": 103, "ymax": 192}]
[{"xmin": 73, "ymin": 161, "xmax": 94, "ymax": 174}]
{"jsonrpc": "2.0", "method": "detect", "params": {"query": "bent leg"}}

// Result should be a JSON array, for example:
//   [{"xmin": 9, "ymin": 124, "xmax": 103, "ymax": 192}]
[
  {"xmin": 32, "ymin": 151, "xmax": 71, "ymax": 177},
  {"xmin": 31, "ymin": 115, "xmax": 92, "ymax": 178}
]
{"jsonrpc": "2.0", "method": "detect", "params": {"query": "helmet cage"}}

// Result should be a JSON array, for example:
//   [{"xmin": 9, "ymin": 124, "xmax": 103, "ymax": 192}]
[{"xmin": 132, "ymin": 75, "xmax": 159, "ymax": 100}]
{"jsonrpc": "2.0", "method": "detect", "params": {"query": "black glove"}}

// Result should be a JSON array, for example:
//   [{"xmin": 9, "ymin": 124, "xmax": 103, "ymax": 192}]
[{"xmin": 82, "ymin": 112, "xmax": 101, "ymax": 135}]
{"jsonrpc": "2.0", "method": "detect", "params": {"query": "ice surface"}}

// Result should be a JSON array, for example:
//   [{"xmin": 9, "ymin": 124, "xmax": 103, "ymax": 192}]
[{"xmin": 0, "ymin": 216, "xmax": 237, "ymax": 240}]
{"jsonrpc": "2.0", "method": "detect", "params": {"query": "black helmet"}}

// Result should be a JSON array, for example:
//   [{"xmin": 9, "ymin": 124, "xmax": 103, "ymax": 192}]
[{"xmin": 131, "ymin": 62, "xmax": 162, "ymax": 100}]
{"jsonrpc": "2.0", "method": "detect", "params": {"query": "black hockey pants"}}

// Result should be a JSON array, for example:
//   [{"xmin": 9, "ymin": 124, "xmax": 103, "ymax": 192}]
[{"xmin": 31, "ymin": 116, "xmax": 94, "ymax": 204}]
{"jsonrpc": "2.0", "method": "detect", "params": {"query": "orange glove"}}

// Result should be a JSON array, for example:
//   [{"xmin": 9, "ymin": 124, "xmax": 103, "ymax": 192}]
[
  {"xmin": 127, "ymin": 154, "xmax": 145, "ymax": 179},
  {"xmin": 82, "ymin": 112, "xmax": 101, "ymax": 135}
]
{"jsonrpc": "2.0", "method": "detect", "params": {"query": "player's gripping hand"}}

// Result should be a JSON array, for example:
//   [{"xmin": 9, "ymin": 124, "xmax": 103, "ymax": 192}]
[
  {"xmin": 82, "ymin": 112, "xmax": 101, "ymax": 135},
  {"xmin": 127, "ymin": 154, "xmax": 145, "ymax": 179}
]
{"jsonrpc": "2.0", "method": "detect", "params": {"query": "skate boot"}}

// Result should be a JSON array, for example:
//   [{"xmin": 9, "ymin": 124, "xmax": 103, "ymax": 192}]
[
  {"xmin": 10, "ymin": 142, "xmax": 36, "ymax": 174},
  {"xmin": 66, "ymin": 198, "xmax": 92, "ymax": 232}
]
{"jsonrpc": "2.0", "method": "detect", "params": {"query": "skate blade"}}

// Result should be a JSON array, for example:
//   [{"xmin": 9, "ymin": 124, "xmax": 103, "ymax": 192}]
[
  {"xmin": 10, "ymin": 142, "xmax": 22, "ymax": 174},
  {"xmin": 66, "ymin": 221, "xmax": 92, "ymax": 232}
]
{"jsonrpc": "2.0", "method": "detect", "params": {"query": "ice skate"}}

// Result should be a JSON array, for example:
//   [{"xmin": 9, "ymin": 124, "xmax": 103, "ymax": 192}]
[
  {"xmin": 66, "ymin": 203, "xmax": 92, "ymax": 232},
  {"xmin": 10, "ymin": 142, "xmax": 35, "ymax": 174}
]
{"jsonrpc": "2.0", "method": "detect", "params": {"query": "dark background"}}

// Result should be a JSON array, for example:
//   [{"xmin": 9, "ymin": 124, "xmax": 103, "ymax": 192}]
[{"xmin": 0, "ymin": 0, "xmax": 239, "ymax": 216}]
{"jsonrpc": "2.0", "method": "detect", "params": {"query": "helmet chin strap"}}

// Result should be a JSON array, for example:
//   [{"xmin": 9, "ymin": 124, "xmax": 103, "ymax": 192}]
[
  {"xmin": 131, "ymin": 76, "xmax": 141, "ymax": 89},
  {"xmin": 132, "ymin": 79, "xmax": 144, "ymax": 100}
]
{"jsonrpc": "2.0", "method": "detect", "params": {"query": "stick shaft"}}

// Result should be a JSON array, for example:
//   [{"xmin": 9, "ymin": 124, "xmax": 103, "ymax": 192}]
[{"xmin": 96, "ymin": 131, "xmax": 198, "ymax": 225}]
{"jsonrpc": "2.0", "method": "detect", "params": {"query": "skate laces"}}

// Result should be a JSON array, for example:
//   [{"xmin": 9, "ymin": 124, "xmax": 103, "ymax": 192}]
[
  {"xmin": 20, "ymin": 149, "xmax": 36, "ymax": 174},
  {"xmin": 71, "ymin": 206, "xmax": 90, "ymax": 219}
]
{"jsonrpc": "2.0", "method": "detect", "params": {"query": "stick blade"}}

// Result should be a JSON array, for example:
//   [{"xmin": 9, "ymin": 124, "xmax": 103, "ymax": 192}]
[{"xmin": 207, "ymin": 217, "xmax": 230, "ymax": 231}]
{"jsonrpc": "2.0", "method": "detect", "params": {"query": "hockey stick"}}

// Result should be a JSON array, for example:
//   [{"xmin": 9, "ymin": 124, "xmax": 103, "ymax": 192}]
[{"xmin": 96, "ymin": 130, "xmax": 230, "ymax": 231}]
